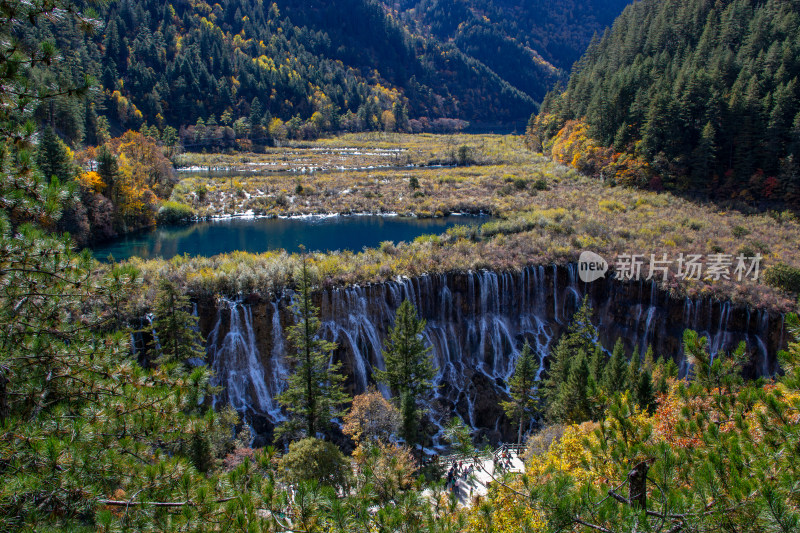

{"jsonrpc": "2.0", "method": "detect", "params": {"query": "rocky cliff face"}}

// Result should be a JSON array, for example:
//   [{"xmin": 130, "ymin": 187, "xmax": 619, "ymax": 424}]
[{"xmin": 188, "ymin": 264, "xmax": 786, "ymax": 447}]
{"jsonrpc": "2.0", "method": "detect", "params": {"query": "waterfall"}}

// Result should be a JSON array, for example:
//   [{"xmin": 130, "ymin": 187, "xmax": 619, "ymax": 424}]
[
  {"xmin": 758, "ymin": 310, "xmax": 770, "ymax": 376},
  {"xmin": 146, "ymin": 313, "xmax": 161, "ymax": 355},
  {"xmin": 552, "ymin": 264, "xmax": 559, "ymax": 322},
  {"xmin": 565, "ymin": 263, "xmax": 581, "ymax": 319},
  {"xmin": 679, "ymin": 298, "xmax": 693, "ymax": 376},
  {"xmin": 316, "ymin": 267, "xmax": 565, "ymax": 441},
  {"xmin": 320, "ymin": 285, "xmax": 389, "ymax": 396},
  {"xmin": 208, "ymin": 298, "xmax": 278, "ymax": 419},
  {"xmin": 779, "ymin": 315, "xmax": 786, "ymax": 355},
  {"xmin": 129, "ymin": 313, "xmax": 161, "ymax": 367},
  {"xmin": 269, "ymin": 302, "xmax": 289, "ymax": 419},
  {"xmin": 709, "ymin": 301, "xmax": 731, "ymax": 359},
  {"xmin": 199, "ymin": 264, "xmax": 784, "ymax": 444}
]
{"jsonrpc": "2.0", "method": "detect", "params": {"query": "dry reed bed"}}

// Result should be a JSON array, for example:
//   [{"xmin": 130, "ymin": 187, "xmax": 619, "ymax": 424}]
[{"xmin": 131, "ymin": 135, "xmax": 800, "ymax": 313}]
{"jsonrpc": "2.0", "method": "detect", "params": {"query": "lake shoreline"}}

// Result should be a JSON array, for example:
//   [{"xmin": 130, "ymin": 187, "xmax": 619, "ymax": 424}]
[
  {"xmin": 90, "ymin": 213, "xmax": 491, "ymax": 262},
  {"xmin": 197, "ymin": 209, "xmax": 493, "ymax": 221}
]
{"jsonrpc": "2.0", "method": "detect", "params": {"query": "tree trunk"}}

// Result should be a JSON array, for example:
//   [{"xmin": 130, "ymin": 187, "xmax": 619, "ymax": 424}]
[
  {"xmin": 628, "ymin": 461, "xmax": 649, "ymax": 510},
  {"xmin": 0, "ymin": 366, "xmax": 8, "ymax": 424}
]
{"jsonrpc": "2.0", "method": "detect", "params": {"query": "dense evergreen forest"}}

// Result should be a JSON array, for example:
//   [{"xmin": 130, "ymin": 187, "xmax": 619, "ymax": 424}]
[
  {"xmin": 392, "ymin": 0, "xmax": 630, "ymax": 74},
  {"xmin": 530, "ymin": 0, "xmax": 800, "ymax": 209},
  {"xmin": 23, "ymin": 0, "xmax": 628, "ymax": 148}
]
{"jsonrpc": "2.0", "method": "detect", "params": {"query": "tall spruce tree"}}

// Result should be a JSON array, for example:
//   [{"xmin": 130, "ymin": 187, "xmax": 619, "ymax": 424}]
[
  {"xmin": 589, "ymin": 343, "xmax": 605, "ymax": 385},
  {"xmin": 643, "ymin": 345, "xmax": 655, "ymax": 372},
  {"xmin": 96, "ymin": 146, "xmax": 119, "ymax": 203},
  {"xmin": 392, "ymin": 101, "xmax": 409, "ymax": 132},
  {"xmin": 501, "ymin": 341, "xmax": 540, "ymax": 444},
  {"xmin": 560, "ymin": 350, "xmax": 591, "ymax": 423},
  {"xmin": 587, "ymin": 343, "xmax": 608, "ymax": 420},
  {"xmin": 653, "ymin": 355, "xmax": 670, "ymax": 395},
  {"xmin": 626, "ymin": 345, "xmax": 641, "ymax": 392},
  {"xmin": 149, "ymin": 278, "xmax": 205, "ymax": 368},
  {"xmin": 276, "ymin": 254, "xmax": 349, "ymax": 441},
  {"xmin": 35, "ymin": 126, "xmax": 73, "ymax": 184},
  {"xmin": 603, "ymin": 338, "xmax": 628, "ymax": 393},
  {"xmin": 545, "ymin": 295, "xmax": 598, "ymax": 421},
  {"xmin": 374, "ymin": 299, "xmax": 436, "ymax": 446},
  {"xmin": 635, "ymin": 368, "xmax": 656, "ymax": 413}
]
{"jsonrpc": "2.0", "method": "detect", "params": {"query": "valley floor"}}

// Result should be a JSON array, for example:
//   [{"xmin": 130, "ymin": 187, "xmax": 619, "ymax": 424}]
[{"xmin": 140, "ymin": 133, "xmax": 800, "ymax": 313}]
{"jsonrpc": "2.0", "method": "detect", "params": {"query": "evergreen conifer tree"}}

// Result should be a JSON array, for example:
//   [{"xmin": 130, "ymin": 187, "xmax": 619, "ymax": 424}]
[
  {"xmin": 545, "ymin": 296, "xmax": 598, "ymax": 421},
  {"xmin": 589, "ymin": 344, "xmax": 605, "ymax": 385},
  {"xmin": 374, "ymin": 299, "xmax": 436, "ymax": 446},
  {"xmin": 627, "ymin": 345, "xmax": 641, "ymax": 392},
  {"xmin": 501, "ymin": 341, "xmax": 540, "ymax": 444},
  {"xmin": 149, "ymin": 278, "xmax": 205, "ymax": 369},
  {"xmin": 276, "ymin": 254, "xmax": 349, "ymax": 441},
  {"xmin": 35, "ymin": 126, "xmax": 73, "ymax": 184},
  {"xmin": 392, "ymin": 101, "xmax": 409, "ymax": 132},
  {"xmin": 643, "ymin": 345, "xmax": 655, "ymax": 372},
  {"xmin": 561, "ymin": 350, "xmax": 591, "ymax": 423},
  {"xmin": 250, "ymin": 97, "xmax": 263, "ymax": 125},
  {"xmin": 635, "ymin": 368, "xmax": 656, "ymax": 413},
  {"xmin": 97, "ymin": 146, "xmax": 119, "ymax": 203},
  {"xmin": 603, "ymin": 338, "xmax": 628, "ymax": 393},
  {"xmin": 653, "ymin": 355, "xmax": 670, "ymax": 395}
]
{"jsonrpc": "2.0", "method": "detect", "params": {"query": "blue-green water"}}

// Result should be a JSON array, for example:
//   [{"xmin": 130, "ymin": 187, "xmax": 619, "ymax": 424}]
[{"xmin": 92, "ymin": 215, "xmax": 485, "ymax": 261}]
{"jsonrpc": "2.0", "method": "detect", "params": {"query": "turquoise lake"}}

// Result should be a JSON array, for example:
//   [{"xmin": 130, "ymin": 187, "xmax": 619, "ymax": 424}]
[{"xmin": 92, "ymin": 215, "xmax": 486, "ymax": 261}]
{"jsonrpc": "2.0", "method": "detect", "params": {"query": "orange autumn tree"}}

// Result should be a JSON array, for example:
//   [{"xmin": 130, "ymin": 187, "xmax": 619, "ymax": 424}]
[
  {"xmin": 344, "ymin": 389, "xmax": 416, "ymax": 504},
  {"xmin": 534, "ymin": 116, "xmax": 655, "ymax": 188},
  {"xmin": 107, "ymin": 131, "xmax": 175, "ymax": 198},
  {"xmin": 342, "ymin": 387, "xmax": 401, "ymax": 444},
  {"xmin": 78, "ymin": 130, "xmax": 178, "ymax": 234}
]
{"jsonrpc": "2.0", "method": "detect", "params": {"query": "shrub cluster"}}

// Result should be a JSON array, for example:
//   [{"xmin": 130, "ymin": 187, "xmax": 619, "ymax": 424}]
[{"xmin": 157, "ymin": 201, "xmax": 195, "ymax": 225}]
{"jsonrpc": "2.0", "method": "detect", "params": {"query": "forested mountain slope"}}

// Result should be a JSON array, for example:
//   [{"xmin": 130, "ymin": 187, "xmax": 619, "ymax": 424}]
[
  {"xmin": 267, "ymin": 0, "xmax": 542, "ymax": 122},
  {"xmin": 392, "ymin": 0, "xmax": 629, "ymax": 72},
  {"xmin": 23, "ymin": 0, "xmax": 632, "ymax": 145},
  {"xmin": 24, "ymin": 0, "xmax": 543, "ymax": 144},
  {"xmin": 530, "ymin": 0, "xmax": 800, "ymax": 209}
]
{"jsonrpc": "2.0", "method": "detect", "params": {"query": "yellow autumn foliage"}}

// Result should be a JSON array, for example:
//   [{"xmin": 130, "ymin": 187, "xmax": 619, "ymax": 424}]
[
  {"xmin": 76, "ymin": 171, "xmax": 106, "ymax": 194},
  {"xmin": 466, "ymin": 481, "xmax": 546, "ymax": 533},
  {"xmin": 526, "ymin": 422, "xmax": 600, "ymax": 484}
]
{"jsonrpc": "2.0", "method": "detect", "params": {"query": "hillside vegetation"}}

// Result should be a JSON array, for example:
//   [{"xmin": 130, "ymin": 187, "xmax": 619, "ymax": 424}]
[
  {"xmin": 394, "ymin": 0, "xmax": 629, "ymax": 71},
  {"xmin": 9, "ymin": 1, "xmax": 800, "ymax": 531},
  {"xmin": 530, "ymin": 0, "xmax": 800, "ymax": 210},
  {"xmin": 22, "ymin": 0, "xmax": 623, "ymax": 147}
]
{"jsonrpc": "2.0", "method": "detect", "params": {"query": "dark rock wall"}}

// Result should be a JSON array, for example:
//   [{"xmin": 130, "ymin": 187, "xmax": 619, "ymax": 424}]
[{"xmin": 190, "ymin": 264, "xmax": 786, "ymax": 446}]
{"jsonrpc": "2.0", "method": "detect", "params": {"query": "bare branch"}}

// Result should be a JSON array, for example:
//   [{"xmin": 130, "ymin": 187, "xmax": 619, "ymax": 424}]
[
  {"xmin": 98, "ymin": 496, "xmax": 236, "ymax": 508},
  {"xmin": 574, "ymin": 517, "xmax": 614, "ymax": 533}
]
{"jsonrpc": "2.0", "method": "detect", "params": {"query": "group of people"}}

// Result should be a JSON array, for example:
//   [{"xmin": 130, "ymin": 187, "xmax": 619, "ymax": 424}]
[
  {"xmin": 445, "ymin": 460, "xmax": 475, "ymax": 495},
  {"xmin": 493, "ymin": 449, "xmax": 514, "ymax": 473},
  {"xmin": 438, "ymin": 448, "xmax": 519, "ymax": 501}
]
